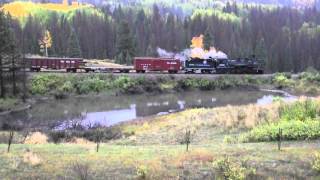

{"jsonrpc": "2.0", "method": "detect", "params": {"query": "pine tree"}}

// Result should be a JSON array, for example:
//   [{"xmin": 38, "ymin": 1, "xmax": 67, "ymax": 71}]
[
  {"xmin": 255, "ymin": 38, "xmax": 267, "ymax": 63},
  {"xmin": 125, "ymin": 51, "xmax": 132, "ymax": 65},
  {"xmin": 0, "ymin": 11, "xmax": 15, "ymax": 98},
  {"xmin": 203, "ymin": 29, "xmax": 213, "ymax": 51},
  {"xmin": 67, "ymin": 29, "xmax": 81, "ymax": 58},
  {"xmin": 115, "ymin": 20, "xmax": 135, "ymax": 64}
]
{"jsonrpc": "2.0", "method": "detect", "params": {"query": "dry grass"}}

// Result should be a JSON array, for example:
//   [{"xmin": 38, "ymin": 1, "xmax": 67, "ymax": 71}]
[
  {"xmin": 173, "ymin": 149, "xmax": 214, "ymax": 168},
  {"xmin": 23, "ymin": 150, "xmax": 42, "ymax": 166},
  {"xmin": 119, "ymin": 102, "xmax": 282, "ymax": 145},
  {"xmin": 24, "ymin": 132, "xmax": 48, "ymax": 144}
]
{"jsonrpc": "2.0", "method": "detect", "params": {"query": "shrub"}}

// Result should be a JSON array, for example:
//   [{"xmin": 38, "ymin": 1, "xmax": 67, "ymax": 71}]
[
  {"xmin": 70, "ymin": 161, "xmax": 91, "ymax": 180},
  {"xmin": 213, "ymin": 156, "xmax": 255, "ymax": 180},
  {"xmin": 215, "ymin": 76, "xmax": 238, "ymax": 89},
  {"xmin": 176, "ymin": 78, "xmax": 199, "ymax": 90},
  {"xmin": 136, "ymin": 165, "xmax": 149, "ymax": 179},
  {"xmin": 279, "ymin": 99, "xmax": 319, "ymax": 122},
  {"xmin": 240, "ymin": 120, "xmax": 320, "ymax": 142},
  {"xmin": 299, "ymin": 70, "xmax": 320, "ymax": 83},
  {"xmin": 223, "ymin": 135, "xmax": 238, "ymax": 144},
  {"xmin": 0, "ymin": 98, "xmax": 19, "ymax": 111},
  {"xmin": 198, "ymin": 79, "xmax": 215, "ymax": 90},
  {"xmin": 240, "ymin": 100, "xmax": 320, "ymax": 142},
  {"xmin": 112, "ymin": 76, "xmax": 140, "ymax": 94},
  {"xmin": 272, "ymin": 73, "xmax": 294, "ymax": 88},
  {"xmin": 31, "ymin": 74, "xmax": 64, "ymax": 94},
  {"xmin": 313, "ymin": 152, "xmax": 320, "ymax": 173},
  {"xmin": 49, "ymin": 131, "xmax": 66, "ymax": 144},
  {"xmin": 76, "ymin": 77, "xmax": 106, "ymax": 94}
]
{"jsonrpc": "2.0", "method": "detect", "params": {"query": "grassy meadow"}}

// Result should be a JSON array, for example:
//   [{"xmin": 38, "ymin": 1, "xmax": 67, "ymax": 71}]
[{"xmin": 1, "ymin": 97, "xmax": 320, "ymax": 179}]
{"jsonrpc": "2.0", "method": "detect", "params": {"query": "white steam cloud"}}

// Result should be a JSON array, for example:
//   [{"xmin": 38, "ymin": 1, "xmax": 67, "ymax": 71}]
[{"xmin": 157, "ymin": 47, "xmax": 228, "ymax": 61}]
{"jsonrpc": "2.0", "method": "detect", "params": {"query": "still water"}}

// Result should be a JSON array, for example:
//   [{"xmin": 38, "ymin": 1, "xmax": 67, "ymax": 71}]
[{"xmin": 1, "ymin": 89, "xmax": 295, "ymax": 130}]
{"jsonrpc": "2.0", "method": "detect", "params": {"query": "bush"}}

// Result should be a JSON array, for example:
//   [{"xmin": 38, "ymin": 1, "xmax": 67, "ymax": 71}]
[
  {"xmin": 213, "ymin": 156, "xmax": 255, "ymax": 180},
  {"xmin": 76, "ymin": 77, "xmax": 106, "ymax": 94},
  {"xmin": 299, "ymin": 70, "xmax": 320, "ymax": 83},
  {"xmin": 198, "ymin": 79, "xmax": 215, "ymax": 90},
  {"xmin": 176, "ymin": 78, "xmax": 199, "ymax": 90},
  {"xmin": 240, "ymin": 100, "xmax": 320, "ymax": 142},
  {"xmin": 0, "ymin": 98, "xmax": 19, "ymax": 111},
  {"xmin": 70, "ymin": 161, "xmax": 91, "ymax": 180},
  {"xmin": 136, "ymin": 165, "xmax": 149, "ymax": 179},
  {"xmin": 112, "ymin": 76, "xmax": 139, "ymax": 94},
  {"xmin": 240, "ymin": 120, "xmax": 320, "ymax": 142},
  {"xmin": 49, "ymin": 131, "xmax": 67, "ymax": 144},
  {"xmin": 279, "ymin": 99, "xmax": 319, "ymax": 122},
  {"xmin": 31, "ymin": 74, "xmax": 64, "ymax": 94},
  {"xmin": 223, "ymin": 135, "xmax": 238, "ymax": 144},
  {"xmin": 273, "ymin": 73, "xmax": 294, "ymax": 88},
  {"xmin": 313, "ymin": 152, "xmax": 320, "ymax": 173},
  {"xmin": 215, "ymin": 76, "xmax": 238, "ymax": 89}
]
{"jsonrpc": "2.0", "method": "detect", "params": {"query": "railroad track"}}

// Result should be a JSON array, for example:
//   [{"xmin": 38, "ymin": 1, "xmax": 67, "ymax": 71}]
[{"xmin": 27, "ymin": 70, "xmax": 277, "ymax": 78}]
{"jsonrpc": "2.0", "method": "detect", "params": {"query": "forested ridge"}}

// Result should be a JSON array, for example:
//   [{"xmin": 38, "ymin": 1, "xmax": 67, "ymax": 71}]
[{"xmin": 1, "ymin": 1, "xmax": 320, "ymax": 72}]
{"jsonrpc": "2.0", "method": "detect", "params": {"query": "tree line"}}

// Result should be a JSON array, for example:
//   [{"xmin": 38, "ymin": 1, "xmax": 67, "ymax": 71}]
[
  {"xmin": 2, "ymin": 2, "xmax": 320, "ymax": 73},
  {"xmin": 0, "ymin": 11, "xmax": 26, "ymax": 99}
]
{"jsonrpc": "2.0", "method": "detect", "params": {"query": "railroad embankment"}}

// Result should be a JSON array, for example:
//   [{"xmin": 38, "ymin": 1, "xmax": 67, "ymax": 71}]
[{"xmin": 28, "ymin": 70, "xmax": 320, "ymax": 98}]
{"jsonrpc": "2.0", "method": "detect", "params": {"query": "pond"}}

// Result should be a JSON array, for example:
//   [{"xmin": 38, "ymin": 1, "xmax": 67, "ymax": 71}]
[{"xmin": 0, "ymin": 89, "xmax": 296, "ymax": 130}]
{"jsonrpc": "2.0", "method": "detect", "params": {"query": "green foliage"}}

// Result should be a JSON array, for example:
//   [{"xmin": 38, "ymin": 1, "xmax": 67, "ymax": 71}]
[
  {"xmin": 240, "ymin": 100, "xmax": 320, "ymax": 142},
  {"xmin": 223, "ymin": 135, "xmax": 238, "ymax": 144},
  {"xmin": 240, "ymin": 120, "xmax": 320, "ymax": 142},
  {"xmin": 76, "ymin": 77, "xmax": 106, "ymax": 94},
  {"xmin": 136, "ymin": 165, "xmax": 149, "ymax": 179},
  {"xmin": 67, "ymin": 29, "xmax": 82, "ymax": 58},
  {"xmin": 279, "ymin": 99, "xmax": 319, "ymax": 122},
  {"xmin": 49, "ymin": 130, "xmax": 66, "ymax": 144},
  {"xmin": 299, "ymin": 71, "xmax": 320, "ymax": 83},
  {"xmin": 31, "ymin": 74, "xmax": 64, "ymax": 95},
  {"xmin": 115, "ymin": 20, "xmax": 135, "ymax": 65},
  {"xmin": 213, "ymin": 156, "xmax": 255, "ymax": 180},
  {"xmin": 313, "ymin": 152, "xmax": 320, "ymax": 173},
  {"xmin": 0, "ymin": 98, "xmax": 19, "ymax": 112},
  {"xmin": 203, "ymin": 28, "xmax": 213, "ymax": 51},
  {"xmin": 272, "ymin": 73, "xmax": 294, "ymax": 88},
  {"xmin": 112, "ymin": 76, "xmax": 137, "ymax": 93}
]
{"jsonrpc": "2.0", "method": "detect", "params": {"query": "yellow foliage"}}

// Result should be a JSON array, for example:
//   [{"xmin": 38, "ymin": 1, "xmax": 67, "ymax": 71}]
[
  {"xmin": 39, "ymin": 30, "xmax": 52, "ymax": 48},
  {"xmin": 1, "ymin": 1, "xmax": 94, "ymax": 19}
]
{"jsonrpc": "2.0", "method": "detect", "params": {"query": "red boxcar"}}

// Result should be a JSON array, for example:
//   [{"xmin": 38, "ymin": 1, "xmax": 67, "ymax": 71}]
[
  {"xmin": 26, "ymin": 57, "xmax": 85, "ymax": 72},
  {"xmin": 134, "ymin": 57, "xmax": 181, "ymax": 73}
]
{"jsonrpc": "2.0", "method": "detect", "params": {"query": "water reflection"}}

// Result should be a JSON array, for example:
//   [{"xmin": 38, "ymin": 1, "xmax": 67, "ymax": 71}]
[{"xmin": 1, "ymin": 89, "xmax": 295, "ymax": 129}]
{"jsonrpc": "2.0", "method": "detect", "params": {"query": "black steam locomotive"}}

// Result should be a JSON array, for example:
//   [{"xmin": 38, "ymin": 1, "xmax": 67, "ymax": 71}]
[{"xmin": 184, "ymin": 57, "xmax": 264, "ymax": 74}]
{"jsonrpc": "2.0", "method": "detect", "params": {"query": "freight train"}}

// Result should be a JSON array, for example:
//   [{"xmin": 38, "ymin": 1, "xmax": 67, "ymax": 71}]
[{"xmin": 24, "ymin": 56, "xmax": 264, "ymax": 74}]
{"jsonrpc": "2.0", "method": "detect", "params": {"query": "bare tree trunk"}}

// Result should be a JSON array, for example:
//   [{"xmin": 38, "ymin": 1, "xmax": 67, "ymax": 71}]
[
  {"xmin": 22, "ymin": 29, "xmax": 27, "ymax": 103},
  {"xmin": 96, "ymin": 142, "xmax": 100, "ymax": 152},
  {"xmin": 45, "ymin": 45, "xmax": 48, "ymax": 57},
  {"xmin": 11, "ymin": 53, "xmax": 16, "ymax": 96},
  {"xmin": 0, "ymin": 55, "xmax": 5, "ymax": 98},
  {"xmin": 7, "ymin": 131, "xmax": 14, "ymax": 153}
]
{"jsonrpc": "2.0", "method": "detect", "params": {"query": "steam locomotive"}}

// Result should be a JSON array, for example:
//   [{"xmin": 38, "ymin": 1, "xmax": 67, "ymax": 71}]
[{"xmin": 184, "ymin": 57, "xmax": 264, "ymax": 74}]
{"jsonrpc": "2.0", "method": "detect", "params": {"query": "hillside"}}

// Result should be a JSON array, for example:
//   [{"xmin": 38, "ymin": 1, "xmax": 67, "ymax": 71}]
[{"xmin": 0, "ymin": 1, "xmax": 103, "ymax": 22}]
